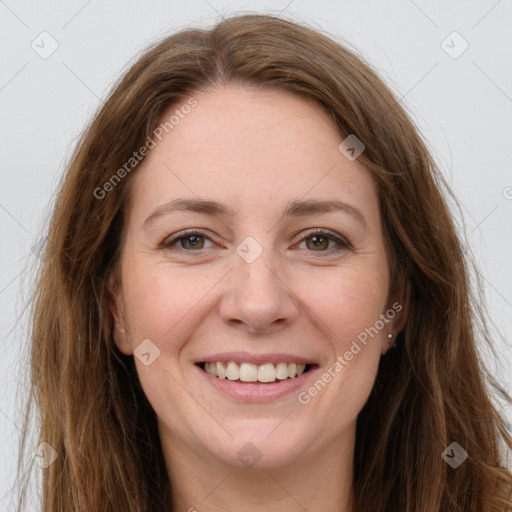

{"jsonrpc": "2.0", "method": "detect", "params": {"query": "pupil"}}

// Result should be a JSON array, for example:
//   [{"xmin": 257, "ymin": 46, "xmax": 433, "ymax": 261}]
[
  {"xmin": 308, "ymin": 235, "xmax": 328, "ymax": 250},
  {"xmin": 186, "ymin": 235, "xmax": 202, "ymax": 248}
]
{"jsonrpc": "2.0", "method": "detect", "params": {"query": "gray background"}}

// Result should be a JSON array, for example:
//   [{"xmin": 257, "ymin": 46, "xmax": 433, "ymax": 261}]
[{"xmin": 1, "ymin": 0, "xmax": 511, "ymax": 508}]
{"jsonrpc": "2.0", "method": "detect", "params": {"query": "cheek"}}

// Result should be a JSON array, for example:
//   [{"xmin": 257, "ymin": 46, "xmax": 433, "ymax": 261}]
[
  {"xmin": 290, "ymin": 264, "xmax": 389, "ymax": 443},
  {"xmin": 301, "ymin": 263, "xmax": 388, "ymax": 401},
  {"xmin": 306, "ymin": 264, "xmax": 389, "ymax": 345},
  {"xmin": 120, "ymin": 258, "xmax": 218, "ymax": 351},
  {"xmin": 121, "ymin": 249, "xmax": 389, "ymax": 358}
]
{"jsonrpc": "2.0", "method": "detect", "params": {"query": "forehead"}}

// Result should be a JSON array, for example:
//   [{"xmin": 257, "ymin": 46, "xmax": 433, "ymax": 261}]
[{"xmin": 126, "ymin": 85, "xmax": 379, "ymax": 227}]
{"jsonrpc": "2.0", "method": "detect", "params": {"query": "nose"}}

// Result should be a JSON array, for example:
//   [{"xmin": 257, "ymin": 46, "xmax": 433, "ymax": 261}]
[{"xmin": 218, "ymin": 244, "xmax": 299, "ymax": 335}]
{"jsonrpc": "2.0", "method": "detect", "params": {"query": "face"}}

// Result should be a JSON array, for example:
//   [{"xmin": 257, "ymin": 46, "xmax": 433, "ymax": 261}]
[{"xmin": 109, "ymin": 85, "xmax": 406, "ymax": 471}]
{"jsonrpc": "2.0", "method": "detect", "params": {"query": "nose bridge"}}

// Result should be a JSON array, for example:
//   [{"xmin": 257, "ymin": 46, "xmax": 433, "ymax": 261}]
[
  {"xmin": 234, "ymin": 235, "xmax": 282, "ymax": 307},
  {"xmin": 219, "ymin": 234, "xmax": 298, "ymax": 332}
]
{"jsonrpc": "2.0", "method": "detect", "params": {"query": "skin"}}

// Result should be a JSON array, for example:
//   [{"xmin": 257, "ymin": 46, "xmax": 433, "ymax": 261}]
[{"xmin": 109, "ymin": 85, "xmax": 408, "ymax": 512}]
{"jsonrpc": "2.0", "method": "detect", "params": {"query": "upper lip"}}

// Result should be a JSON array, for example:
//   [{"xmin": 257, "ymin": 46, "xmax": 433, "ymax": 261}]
[{"xmin": 195, "ymin": 351, "xmax": 319, "ymax": 366}]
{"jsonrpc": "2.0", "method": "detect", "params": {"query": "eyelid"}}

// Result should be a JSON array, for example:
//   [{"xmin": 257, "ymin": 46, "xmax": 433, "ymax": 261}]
[
  {"xmin": 160, "ymin": 228, "xmax": 217, "ymax": 249},
  {"xmin": 295, "ymin": 228, "xmax": 352, "ymax": 251},
  {"xmin": 160, "ymin": 228, "xmax": 352, "ymax": 253}
]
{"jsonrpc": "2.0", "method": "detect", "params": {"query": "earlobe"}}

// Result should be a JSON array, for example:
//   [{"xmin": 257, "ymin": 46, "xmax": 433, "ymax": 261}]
[
  {"xmin": 107, "ymin": 274, "xmax": 133, "ymax": 355},
  {"xmin": 394, "ymin": 279, "xmax": 411, "ymax": 334},
  {"xmin": 381, "ymin": 279, "xmax": 411, "ymax": 355},
  {"xmin": 112, "ymin": 323, "xmax": 132, "ymax": 356}
]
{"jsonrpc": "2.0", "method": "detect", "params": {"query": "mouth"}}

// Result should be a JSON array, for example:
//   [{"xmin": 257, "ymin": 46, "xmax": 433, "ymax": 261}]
[
  {"xmin": 193, "ymin": 352, "xmax": 320, "ymax": 402},
  {"xmin": 195, "ymin": 361, "xmax": 318, "ymax": 384}
]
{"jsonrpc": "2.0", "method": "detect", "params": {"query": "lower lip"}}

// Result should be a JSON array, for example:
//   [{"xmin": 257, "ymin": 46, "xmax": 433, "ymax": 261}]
[{"xmin": 195, "ymin": 364, "xmax": 319, "ymax": 403}]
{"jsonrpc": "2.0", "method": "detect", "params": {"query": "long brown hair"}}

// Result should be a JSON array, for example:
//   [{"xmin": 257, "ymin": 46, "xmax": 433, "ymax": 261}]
[{"xmin": 16, "ymin": 13, "xmax": 512, "ymax": 511}]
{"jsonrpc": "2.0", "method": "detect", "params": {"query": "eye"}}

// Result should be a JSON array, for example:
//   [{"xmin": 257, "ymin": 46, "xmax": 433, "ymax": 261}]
[
  {"xmin": 160, "ymin": 228, "xmax": 351, "ymax": 254},
  {"xmin": 296, "ymin": 229, "xmax": 351, "ymax": 253},
  {"xmin": 160, "ymin": 230, "xmax": 216, "ymax": 251}
]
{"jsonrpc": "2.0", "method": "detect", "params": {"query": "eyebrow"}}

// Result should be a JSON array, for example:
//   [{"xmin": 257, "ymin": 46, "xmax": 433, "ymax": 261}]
[{"xmin": 143, "ymin": 198, "xmax": 368, "ymax": 229}]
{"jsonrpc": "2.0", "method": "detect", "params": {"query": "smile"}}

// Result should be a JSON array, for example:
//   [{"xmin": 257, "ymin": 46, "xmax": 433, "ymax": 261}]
[
  {"xmin": 193, "ymin": 352, "xmax": 320, "ymax": 401},
  {"xmin": 200, "ymin": 361, "xmax": 313, "ymax": 383}
]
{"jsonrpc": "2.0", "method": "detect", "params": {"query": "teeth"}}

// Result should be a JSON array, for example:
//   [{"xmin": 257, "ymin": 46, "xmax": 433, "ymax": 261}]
[
  {"xmin": 226, "ymin": 361, "xmax": 239, "ymax": 381},
  {"xmin": 276, "ymin": 362, "xmax": 289, "ymax": 380},
  {"xmin": 216, "ymin": 362, "xmax": 226, "ymax": 379},
  {"xmin": 239, "ymin": 363, "xmax": 258, "ymax": 382},
  {"xmin": 203, "ymin": 361, "xmax": 310, "ymax": 383},
  {"xmin": 258, "ymin": 363, "xmax": 276, "ymax": 382}
]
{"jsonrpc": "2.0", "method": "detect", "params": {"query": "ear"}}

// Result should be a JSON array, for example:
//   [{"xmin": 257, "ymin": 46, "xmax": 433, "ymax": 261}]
[
  {"xmin": 107, "ymin": 273, "xmax": 133, "ymax": 356},
  {"xmin": 381, "ymin": 278, "xmax": 411, "ymax": 355}
]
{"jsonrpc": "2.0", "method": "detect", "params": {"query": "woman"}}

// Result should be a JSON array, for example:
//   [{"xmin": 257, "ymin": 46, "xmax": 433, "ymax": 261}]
[{"xmin": 17, "ymin": 13, "xmax": 512, "ymax": 512}]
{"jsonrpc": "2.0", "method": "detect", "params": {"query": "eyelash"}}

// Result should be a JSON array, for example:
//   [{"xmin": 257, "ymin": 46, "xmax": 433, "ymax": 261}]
[{"xmin": 160, "ymin": 228, "xmax": 351, "ymax": 254}]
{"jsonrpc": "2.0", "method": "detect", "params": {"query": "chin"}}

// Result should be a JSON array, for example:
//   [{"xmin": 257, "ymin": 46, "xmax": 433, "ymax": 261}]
[{"xmin": 196, "ymin": 418, "xmax": 315, "ymax": 469}]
